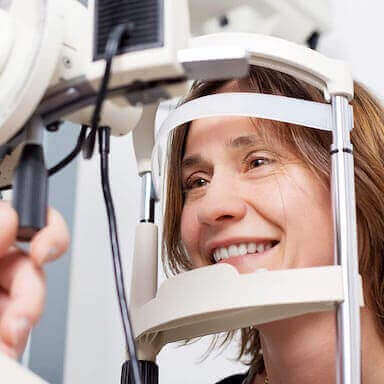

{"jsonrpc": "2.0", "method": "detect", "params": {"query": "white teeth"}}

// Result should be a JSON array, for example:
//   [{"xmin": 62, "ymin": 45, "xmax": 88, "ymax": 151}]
[
  {"xmin": 247, "ymin": 242, "xmax": 257, "ymax": 253},
  {"xmin": 256, "ymin": 244, "xmax": 265, "ymax": 253},
  {"xmin": 212, "ymin": 241, "xmax": 276, "ymax": 263},
  {"xmin": 238, "ymin": 243, "xmax": 247, "ymax": 256},
  {"xmin": 219, "ymin": 247, "xmax": 229, "ymax": 260},
  {"xmin": 228, "ymin": 245, "xmax": 238, "ymax": 257}
]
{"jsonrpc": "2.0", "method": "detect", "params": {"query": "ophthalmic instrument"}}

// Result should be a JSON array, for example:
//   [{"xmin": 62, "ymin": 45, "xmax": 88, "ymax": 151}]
[{"xmin": 0, "ymin": 1, "xmax": 362, "ymax": 383}]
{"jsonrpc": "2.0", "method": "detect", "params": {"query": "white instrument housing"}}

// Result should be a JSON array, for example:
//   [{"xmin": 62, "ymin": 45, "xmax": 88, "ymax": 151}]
[
  {"xmin": 196, "ymin": 0, "xmax": 330, "ymax": 45},
  {"xmin": 0, "ymin": 0, "xmax": 191, "ymax": 145}
]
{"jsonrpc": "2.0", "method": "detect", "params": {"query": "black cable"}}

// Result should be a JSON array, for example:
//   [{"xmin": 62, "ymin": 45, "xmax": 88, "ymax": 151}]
[
  {"xmin": 83, "ymin": 24, "xmax": 130, "ymax": 160},
  {"xmin": 0, "ymin": 125, "xmax": 89, "ymax": 192},
  {"xmin": 98, "ymin": 126, "xmax": 142, "ymax": 384},
  {"xmin": 48, "ymin": 125, "xmax": 88, "ymax": 176},
  {"xmin": 87, "ymin": 24, "xmax": 142, "ymax": 384}
]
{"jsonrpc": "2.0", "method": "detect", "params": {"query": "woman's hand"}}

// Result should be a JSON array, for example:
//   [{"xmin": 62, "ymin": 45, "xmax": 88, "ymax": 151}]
[{"xmin": 0, "ymin": 201, "xmax": 70, "ymax": 359}]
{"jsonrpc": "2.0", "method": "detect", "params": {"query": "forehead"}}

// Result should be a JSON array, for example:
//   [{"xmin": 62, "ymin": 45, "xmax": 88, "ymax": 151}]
[{"xmin": 183, "ymin": 115, "xmax": 280, "ymax": 154}]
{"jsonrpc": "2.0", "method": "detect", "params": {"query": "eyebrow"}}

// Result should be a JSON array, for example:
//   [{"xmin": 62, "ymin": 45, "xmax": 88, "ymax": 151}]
[
  {"xmin": 181, "ymin": 134, "xmax": 261, "ymax": 171},
  {"xmin": 181, "ymin": 154, "xmax": 208, "ymax": 171},
  {"xmin": 225, "ymin": 134, "xmax": 260, "ymax": 148}
]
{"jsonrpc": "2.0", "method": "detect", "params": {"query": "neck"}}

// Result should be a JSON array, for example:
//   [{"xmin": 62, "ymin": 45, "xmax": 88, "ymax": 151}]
[{"xmin": 254, "ymin": 308, "xmax": 384, "ymax": 384}]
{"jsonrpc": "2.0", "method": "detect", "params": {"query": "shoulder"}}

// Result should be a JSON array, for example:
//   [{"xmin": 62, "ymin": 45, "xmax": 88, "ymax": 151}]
[{"xmin": 215, "ymin": 372, "xmax": 248, "ymax": 384}]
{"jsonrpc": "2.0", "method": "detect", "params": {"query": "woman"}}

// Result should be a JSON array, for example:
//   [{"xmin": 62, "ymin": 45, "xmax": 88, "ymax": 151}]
[
  {"xmin": 0, "ymin": 203, "xmax": 69, "ymax": 359},
  {"xmin": 162, "ymin": 66, "xmax": 384, "ymax": 383}
]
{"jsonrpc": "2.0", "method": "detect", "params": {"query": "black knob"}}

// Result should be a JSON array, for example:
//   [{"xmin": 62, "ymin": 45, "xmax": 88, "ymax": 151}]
[{"xmin": 13, "ymin": 144, "xmax": 48, "ymax": 241}]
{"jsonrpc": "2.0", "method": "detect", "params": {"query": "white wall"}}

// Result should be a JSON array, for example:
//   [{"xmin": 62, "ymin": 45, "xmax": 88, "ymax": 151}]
[
  {"xmin": 319, "ymin": 0, "xmax": 384, "ymax": 100},
  {"xmin": 64, "ymin": 134, "xmax": 139, "ymax": 383},
  {"xmin": 64, "ymin": 1, "xmax": 384, "ymax": 383}
]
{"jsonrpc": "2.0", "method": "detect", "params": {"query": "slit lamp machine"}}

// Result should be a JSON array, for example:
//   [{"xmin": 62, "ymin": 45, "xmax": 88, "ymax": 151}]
[{"xmin": 0, "ymin": 0, "xmax": 363, "ymax": 383}]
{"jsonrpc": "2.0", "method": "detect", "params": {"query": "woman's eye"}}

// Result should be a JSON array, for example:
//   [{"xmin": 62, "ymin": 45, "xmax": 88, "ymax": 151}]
[
  {"xmin": 184, "ymin": 177, "xmax": 208, "ymax": 191},
  {"xmin": 246, "ymin": 157, "xmax": 271, "ymax": 170}
]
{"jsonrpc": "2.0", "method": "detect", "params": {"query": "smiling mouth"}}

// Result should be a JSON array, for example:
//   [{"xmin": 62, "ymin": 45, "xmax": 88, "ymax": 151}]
[{"xmin": 210, "ymin": 240, "xmax": 280, "ymax": 264}]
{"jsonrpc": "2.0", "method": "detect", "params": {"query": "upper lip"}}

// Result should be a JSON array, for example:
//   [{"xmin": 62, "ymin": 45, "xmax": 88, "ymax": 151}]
[{"xmin": 205, "ymin": 237, "xmax": 278, "ymax": 260}]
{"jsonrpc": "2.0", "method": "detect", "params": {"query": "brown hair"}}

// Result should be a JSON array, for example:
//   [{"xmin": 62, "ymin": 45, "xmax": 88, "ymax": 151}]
[{"xmin": 162, "ymin": 66, "xmax": 384, "ymax": 374}]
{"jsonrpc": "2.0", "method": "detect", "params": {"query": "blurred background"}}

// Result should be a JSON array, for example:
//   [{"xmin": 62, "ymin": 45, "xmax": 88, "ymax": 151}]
[{"xmin": 20, "ymin": 0, "xmax": 384, "ymax": 383}]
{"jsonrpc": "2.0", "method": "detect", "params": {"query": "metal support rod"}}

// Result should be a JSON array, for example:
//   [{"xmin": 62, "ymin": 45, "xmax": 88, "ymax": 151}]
[
  {"xmin": 331, "ymin": 96, "xmax": 361, "ymax": 384},
  {"xmin": 24, "ymin": 115, "xmax": 45, "ymax": 145},
  {"xmin": 140, "ymin": 172, "xmax": 155, "ymax": 223}
]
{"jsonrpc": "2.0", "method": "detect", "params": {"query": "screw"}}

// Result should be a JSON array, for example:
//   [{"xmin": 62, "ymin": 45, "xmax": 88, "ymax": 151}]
[
  {"xmin": 46, "ymin": 121, "xmax": 61, "ymax": 132},
  {"xmin": 63, "ymin": 56, "xmax": 72, "ymax": 69},
  {"xmin": 219, "ymin": 14, "xmax": 229, "ymax": 27}
]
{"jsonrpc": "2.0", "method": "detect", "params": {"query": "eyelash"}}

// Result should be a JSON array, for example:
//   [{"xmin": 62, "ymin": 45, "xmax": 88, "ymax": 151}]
[
  {"xmin": 183, "ymin": 154, "xmax": 273, "ymax": 192},
  {"xmin": 183, "ymin": 177, "xmax": 208, "ymax": 192},
  {"xmin": 242, "ymin": 155, "xmax": 272, "ymax": 170}
]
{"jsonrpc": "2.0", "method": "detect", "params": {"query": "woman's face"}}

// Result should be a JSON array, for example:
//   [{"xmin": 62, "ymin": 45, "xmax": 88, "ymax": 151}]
[{"xmin": 180, "ymin": 116, "xmax": 334, "ymax": 273}]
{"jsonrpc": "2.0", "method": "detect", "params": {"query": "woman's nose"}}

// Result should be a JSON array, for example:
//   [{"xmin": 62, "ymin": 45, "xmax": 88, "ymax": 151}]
[{"xmin": 197, "ymin": 179, "xmax": 246, "ymax": 226}]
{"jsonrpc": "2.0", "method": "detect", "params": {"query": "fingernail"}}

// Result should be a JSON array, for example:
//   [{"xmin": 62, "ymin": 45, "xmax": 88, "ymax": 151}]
[
  {"xmin": 10, "ymin": 318, "xmax": 31, "ymax": 346},
  {"xmin": 38, "ymin": 247, "xmax": 58, "ymax": 266},
  {"xmin": 47, "ymin": 247, "xmax": 59, "ymax": 261}
]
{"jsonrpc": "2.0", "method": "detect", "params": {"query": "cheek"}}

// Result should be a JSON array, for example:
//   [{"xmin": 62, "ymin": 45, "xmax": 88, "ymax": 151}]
[
  {"xmin": 307, "ymin": 198, "xmax": 334, "ymax": 266},
  {"xmin": 278, "ymin": 171, "xmax": 334, "ymax": 268},
  {"xmin": 244, "ymin": 174, "xmax": 289, "ymax": 233}
]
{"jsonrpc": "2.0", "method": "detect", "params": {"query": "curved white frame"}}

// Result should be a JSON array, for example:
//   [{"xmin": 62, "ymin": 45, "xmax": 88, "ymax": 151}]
[
  {"xmin": 151, "ymin": 92, "xmax": 353, "ymax": 201},
  {"xmin": 186, "ymin": 33, "xmax": 354, "ymax": 101}
]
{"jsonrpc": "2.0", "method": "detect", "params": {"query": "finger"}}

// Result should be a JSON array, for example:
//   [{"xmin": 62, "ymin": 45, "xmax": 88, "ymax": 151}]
[
  {"xmin": 0, "ymin": 273, "xmax": 32, "ymax": 360},
  {"xmin": 0, "ymin": 202, "xmax": 18, "ymax": 257},
  {"xmin": 0, "ymin": 342, "xmax": 18, "ymax": 359},
  {"xmin": 14, "ymin": 327, "xmax": 30, "ymax": 358},
  {"xmin": 0, "ymin": 254, "xmax": 45, "ymax": 349},
  {"xmin": 0, "ymin": 288, "xmax": 10, "ymax": 317},
  {"xmin": 0, "ymin": 287, "xmax": 26, "ymax": 359},
  {"xmin": 30, "ymin": 207, "xmax": 70, "ymax": 266},
  {"xmin": 0, "ymin": 331, "xmax": 29, "ymax": 360}
]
